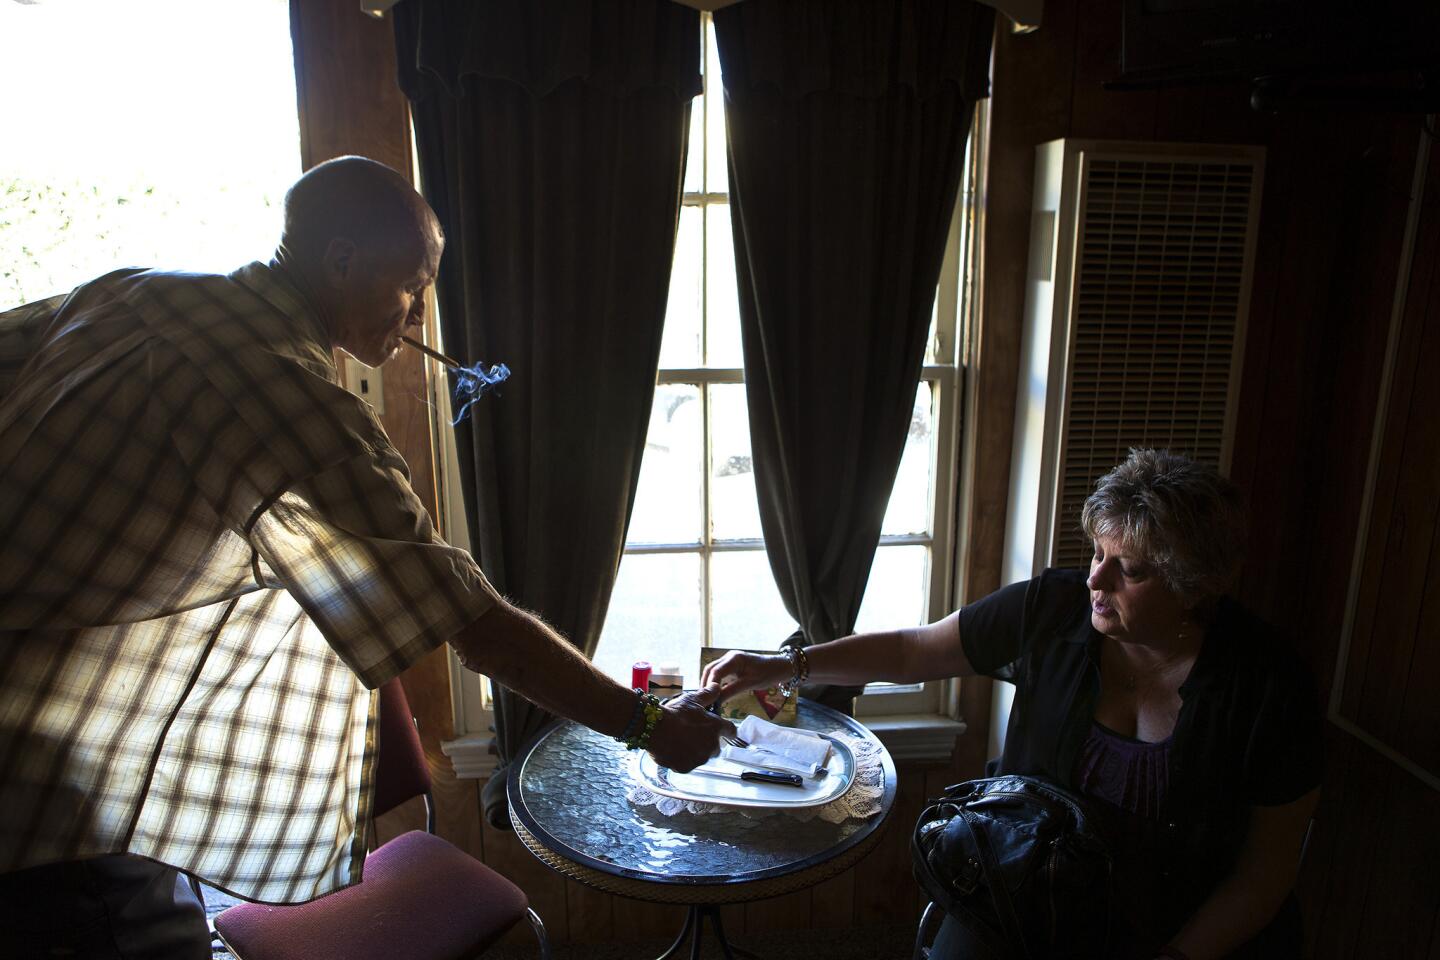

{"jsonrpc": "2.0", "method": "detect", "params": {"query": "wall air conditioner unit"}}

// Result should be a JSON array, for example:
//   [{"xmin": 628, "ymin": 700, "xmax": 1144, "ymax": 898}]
[{"xmin": 992, "ymin": 139, "xmax": 1265, "ymax": 757}]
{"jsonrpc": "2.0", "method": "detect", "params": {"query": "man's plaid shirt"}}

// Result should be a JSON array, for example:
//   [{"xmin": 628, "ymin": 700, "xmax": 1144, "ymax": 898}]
[{"xmin": 0, "ymin": 263, "xmax": 497, "ymax": 902}]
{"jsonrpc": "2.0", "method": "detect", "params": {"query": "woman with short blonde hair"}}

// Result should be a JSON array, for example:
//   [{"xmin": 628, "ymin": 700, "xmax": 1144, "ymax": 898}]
[{"xmin": 705, "ymin": 449, "xmax": 1322, "ymax": 959}]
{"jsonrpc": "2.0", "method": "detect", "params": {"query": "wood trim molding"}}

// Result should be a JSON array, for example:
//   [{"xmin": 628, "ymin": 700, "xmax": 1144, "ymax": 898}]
[
  {"xmin": 1327, "ymin": 125, "xmax": 1440, "ymax": 792},
  {"xmin": 289, "ymin": 0, "xmax": 458, "ymax": 784}
]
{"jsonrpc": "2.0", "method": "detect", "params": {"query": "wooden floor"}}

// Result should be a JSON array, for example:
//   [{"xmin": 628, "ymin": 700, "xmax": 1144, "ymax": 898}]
[
  {"xmin": 480, "ymin": 923, "xmax": 919, "ymax": 959},
  {"xmin": 203, "ymin": 884, "xmax": 919, "ymax": 959},
  {"xmin": 201, "ymin": 884, "xmax": 240, "ymax": 959}
]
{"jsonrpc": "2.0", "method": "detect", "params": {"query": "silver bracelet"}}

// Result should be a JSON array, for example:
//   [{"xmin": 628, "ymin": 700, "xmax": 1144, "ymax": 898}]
[{"xmin": 777, "ymin": 644, "xmax": 810, "ymax": 697}]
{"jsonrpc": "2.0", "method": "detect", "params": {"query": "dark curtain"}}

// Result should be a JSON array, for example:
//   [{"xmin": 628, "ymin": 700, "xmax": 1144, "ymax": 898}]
[
  {"xmin": 393, "ymin": 0, "xmax": 700, "ymax": 825},
  {"xmin": 713, "ymin": 0, "xmax": 994, "ymax": 711}
]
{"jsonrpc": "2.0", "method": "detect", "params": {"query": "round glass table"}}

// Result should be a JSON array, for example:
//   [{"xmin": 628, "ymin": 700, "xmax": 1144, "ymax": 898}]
[{"xmin": 507, "ymin": 699, "xmax": 898, "ymax": 959}]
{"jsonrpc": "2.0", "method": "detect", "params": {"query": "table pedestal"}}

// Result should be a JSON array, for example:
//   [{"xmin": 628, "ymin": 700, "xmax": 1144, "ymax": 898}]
[{"xmin": 655, "ymin": 904, "xmax": 759, "ymax": 960}]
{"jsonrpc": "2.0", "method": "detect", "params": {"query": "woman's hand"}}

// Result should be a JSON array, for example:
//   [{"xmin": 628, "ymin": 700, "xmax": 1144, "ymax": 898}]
[{"xmin": 699, "ymin": 650, "xmax": 793, "ymax": 702}]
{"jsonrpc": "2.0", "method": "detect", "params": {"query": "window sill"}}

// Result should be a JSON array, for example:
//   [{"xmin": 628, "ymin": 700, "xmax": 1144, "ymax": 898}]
[
  {"xmin": 440, "ymin": 733, "xmax": 499, "ymax": 780},
  {"xmin": 859, "ymin": 714, "xmax": 967, "ymax": 763},
  {"xmin": 441, "ymin": 713, "xmax": 967, "ymax": 780}
]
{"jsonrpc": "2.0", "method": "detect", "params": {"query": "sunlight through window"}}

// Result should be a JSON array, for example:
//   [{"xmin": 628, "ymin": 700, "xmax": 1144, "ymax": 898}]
[{"xmin": 0, "ymin": 0, "xmax": 301, "ymax": 309}]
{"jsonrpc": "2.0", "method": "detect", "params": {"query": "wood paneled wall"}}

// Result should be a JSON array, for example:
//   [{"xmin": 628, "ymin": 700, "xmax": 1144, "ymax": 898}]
[
  {"xmin": 297, "ymin": 0, "xmax": 1440, "ymax": 951},
  {"xmin": 1297, "ymin": 141, "xmax": 1440, "ymax": 959},
  {"xmin": 1333, "ymin": 137, "xmax": 1440, "ymax": 772}
]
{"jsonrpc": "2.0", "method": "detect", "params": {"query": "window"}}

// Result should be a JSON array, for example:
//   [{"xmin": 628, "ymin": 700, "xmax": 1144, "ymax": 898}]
[
  {"xmin": 437, "ymin": 17, "xmax": 984, "ymax": 769},
  {"xmin": 0, "ymin": 1, "xmax": 300, "ymax": 309},
  {"xmin": 589, "ymin": 17, "xmax": 982, "ymax": 718}
]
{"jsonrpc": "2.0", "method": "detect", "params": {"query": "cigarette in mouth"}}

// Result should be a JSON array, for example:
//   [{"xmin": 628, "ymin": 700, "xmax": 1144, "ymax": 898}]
[{"xmin": 400, "ymin": 335, "xmax": 461, "ymax": 369}]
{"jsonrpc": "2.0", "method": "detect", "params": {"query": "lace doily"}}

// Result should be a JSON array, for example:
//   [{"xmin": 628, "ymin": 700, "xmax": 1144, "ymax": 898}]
[{"xmin": 626, "ymin": 735, "xmax": 886, "ymax": 823}]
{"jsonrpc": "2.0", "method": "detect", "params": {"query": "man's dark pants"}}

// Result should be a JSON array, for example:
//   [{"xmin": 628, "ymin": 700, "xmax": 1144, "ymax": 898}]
[{"xmin": 0, "ymin": 855, "xmax": 210, "ymax": 959}]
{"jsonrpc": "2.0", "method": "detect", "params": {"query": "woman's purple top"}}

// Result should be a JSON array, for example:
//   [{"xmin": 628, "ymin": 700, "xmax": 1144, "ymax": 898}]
[
  {"xmin": 1073, "ymin": 720, "xmax": 1172, "ymax": 817},
  {"xmin": 1073, "ymin": 722, "xmax": 1174, "ymax": 958}
]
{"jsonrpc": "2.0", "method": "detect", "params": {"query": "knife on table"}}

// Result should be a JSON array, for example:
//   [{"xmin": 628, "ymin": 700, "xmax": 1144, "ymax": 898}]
[{"xmin": 686, "ymin": 766, "xmax": 804, "ymax": 788}]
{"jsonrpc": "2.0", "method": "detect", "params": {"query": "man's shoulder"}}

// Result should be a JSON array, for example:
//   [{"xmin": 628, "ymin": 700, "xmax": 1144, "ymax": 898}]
[
  {"xmin": 117, "ymin": 265, "xmax": 332, "ymax": 375},
  {"xmin": 56, "ymin": 267, "xmax": 251, "ymax": 338},
  {"xmin": 114, "ymin": 266, "xmax": 261, "ymax": 316}
]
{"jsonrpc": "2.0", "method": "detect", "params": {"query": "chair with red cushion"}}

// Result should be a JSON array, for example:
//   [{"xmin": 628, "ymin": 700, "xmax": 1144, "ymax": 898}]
[{"xmin": 214, "ymin": 678, "xmax": 550, "ymax": 960}]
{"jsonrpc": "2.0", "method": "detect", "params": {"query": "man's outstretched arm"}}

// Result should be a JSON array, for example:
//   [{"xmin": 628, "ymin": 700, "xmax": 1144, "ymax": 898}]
[{"xmin": 449, "ymin": 599, "xmax": 733, "ymax": 772}]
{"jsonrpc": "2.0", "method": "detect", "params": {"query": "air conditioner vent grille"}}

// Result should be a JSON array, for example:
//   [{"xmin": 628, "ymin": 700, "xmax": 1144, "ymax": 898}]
[{"xmin": 1054, "ymin": 155, "xmax": 1258, "ymax": 569}]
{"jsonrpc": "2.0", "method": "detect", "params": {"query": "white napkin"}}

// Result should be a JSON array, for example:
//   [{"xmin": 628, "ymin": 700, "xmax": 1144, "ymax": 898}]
[
  {"xmin": 719, "ymin": 743, "xmax": 819, "ymax": 778},
  {"xmin": 723, "ymin": 715, "xmax": 832, "ymax": 778}
]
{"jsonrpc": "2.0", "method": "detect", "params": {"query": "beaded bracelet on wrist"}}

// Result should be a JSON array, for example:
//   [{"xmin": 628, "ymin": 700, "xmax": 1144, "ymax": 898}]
[
  {"xmin": 617, "ymin": 688, "xmax": 648, "ymax": 744},
  {"xmin": 620, "ymin": 692, "xmax": 663, "ymax": 751}
]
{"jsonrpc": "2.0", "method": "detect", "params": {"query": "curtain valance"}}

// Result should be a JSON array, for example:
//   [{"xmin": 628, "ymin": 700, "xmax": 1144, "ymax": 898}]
[{"xmin": 394, "ymin": 0, "xmax": 701, "ymax": 101}]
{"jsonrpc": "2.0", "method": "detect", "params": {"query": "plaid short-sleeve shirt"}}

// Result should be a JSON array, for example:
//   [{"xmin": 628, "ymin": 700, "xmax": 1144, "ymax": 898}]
[{"xmin": 0, "ymin": 263, "xmax": 498, "ymax": 902}]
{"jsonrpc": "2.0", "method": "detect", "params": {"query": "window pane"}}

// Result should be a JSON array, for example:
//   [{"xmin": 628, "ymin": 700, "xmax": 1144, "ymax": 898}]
[
  {"xmin": 711, "ymin": 550, "xmax": 797, "ymax": 650},
  {"xmin": 684, "ymin": 89, "xmax": 705, "ymax": 197},
  {"xmin": 602, "ymin": 13, "xmax": 966, "ymax": 710},
  {"xmin": 705, "ymin": 203, "xmax": 743, "ymax": 367},
  {"xmin": 854, "ymin": 545, "xmax": 930, "ymax": 634},
  {"xmin": 1, "ymin": 0, "xmax": 300, "ymax": 306},
  {"xmin": 594, "ymin": 553, "xmax": 702, "ymax": 684},
  {"xmin": 705, "ymin": 20, "xmax": 726, "ymax": 195},
  {"xmin": 660, "ymin": 206, "xmax": 703, "ymax": 368},
  {"xmin": 627, "ymin": 385, "xmax": 703, "ymax": 544},
  {"xmin": 709, "ymin": 383, "xmax": 762, "ymax": 541},
  {"xmin": 927, "ymin": 292, "xmax": 941, "ymax": 364},
  {"xmin": 881, "ymin": 382, "xmax": 936, "ymax": 537}
]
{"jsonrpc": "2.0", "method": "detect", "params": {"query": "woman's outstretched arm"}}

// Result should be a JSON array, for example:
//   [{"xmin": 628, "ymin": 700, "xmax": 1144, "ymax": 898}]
[{"xmin": 699, "ymin": 610, "xmax": 975, "ymax": 700}]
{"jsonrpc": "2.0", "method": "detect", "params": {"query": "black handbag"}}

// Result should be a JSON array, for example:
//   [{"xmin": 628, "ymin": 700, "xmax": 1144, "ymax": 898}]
[{"xmin": 911, "ymin": 775, "xmax": 1114, "ymax": 960}]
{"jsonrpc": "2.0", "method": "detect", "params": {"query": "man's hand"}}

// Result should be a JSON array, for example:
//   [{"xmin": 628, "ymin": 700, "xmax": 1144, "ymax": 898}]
[
  {"xmin": 645, "ymin": 682, "xmax": 736, "ymax": 773},
  {"xmin": 452, "ymin": 602, "xmax": 734, "ymax": 771}
]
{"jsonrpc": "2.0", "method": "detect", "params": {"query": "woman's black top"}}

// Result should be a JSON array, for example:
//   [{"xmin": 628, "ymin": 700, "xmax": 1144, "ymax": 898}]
[{"xmin": 958, "ymin": 569, "xmax": 1323, "ymax": 957}]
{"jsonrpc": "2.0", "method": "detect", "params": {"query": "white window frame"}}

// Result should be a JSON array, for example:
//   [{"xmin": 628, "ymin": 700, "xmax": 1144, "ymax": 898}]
[{"xmin": 852, "ymin": 98, "xmax": 988, "ymax": 758}]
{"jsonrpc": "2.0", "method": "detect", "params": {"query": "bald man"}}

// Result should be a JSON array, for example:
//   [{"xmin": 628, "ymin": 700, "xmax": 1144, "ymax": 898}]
[{"xmin": 0, "ymin": 157, "xmax": 731, "ymax": 959}]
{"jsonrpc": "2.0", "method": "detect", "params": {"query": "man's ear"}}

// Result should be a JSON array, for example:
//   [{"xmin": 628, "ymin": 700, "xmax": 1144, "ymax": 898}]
[{"xmin": 321, "ymin": 237, "xmax": 358, "ymax": 288}]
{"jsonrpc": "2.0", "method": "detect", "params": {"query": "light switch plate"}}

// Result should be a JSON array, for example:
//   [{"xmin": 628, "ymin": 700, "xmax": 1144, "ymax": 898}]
[{"xmin": 342, "ymin": 357, "xmax": 385, "ymax": 415}]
